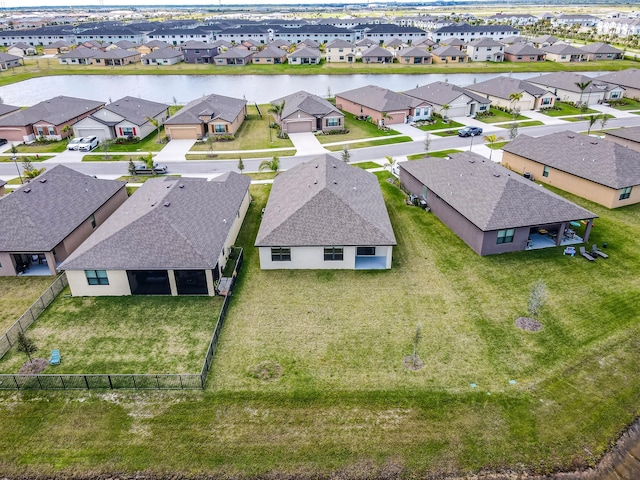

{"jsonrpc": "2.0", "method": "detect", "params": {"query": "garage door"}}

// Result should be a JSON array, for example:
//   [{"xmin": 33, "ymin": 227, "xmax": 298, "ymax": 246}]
[
  {"xmin": 167, "ymin": 126, "xmax": 201, "ymax": 139},
  {"xmin": 286, "ymin": 121, "xmax": 313, "ymax": 133},
  {"xmin": 77, "ymin": 128, "xmax": 109, "ymax": 140}
]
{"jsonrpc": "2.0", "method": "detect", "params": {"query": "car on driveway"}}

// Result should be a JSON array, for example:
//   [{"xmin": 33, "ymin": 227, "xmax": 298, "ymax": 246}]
[
  {"xmin": 134, "ymin": 163, "xmax": 168, "ymax": 175},
  {"xmin": 458, "ymin": 126, "xmax": 483, "ymax": 137},
  {"xmin": 77, "ymin": 136, "xmax": 99, "ymax": 151},
  {"xmin": 67, "ymin": 137, "xmax": 86, "ymax": 150}
]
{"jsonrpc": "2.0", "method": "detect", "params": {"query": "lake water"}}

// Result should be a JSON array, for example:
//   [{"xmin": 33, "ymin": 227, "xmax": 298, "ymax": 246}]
[{"xmin": 0, "ymin": 71, "xmax": 605, "ymax": 106}]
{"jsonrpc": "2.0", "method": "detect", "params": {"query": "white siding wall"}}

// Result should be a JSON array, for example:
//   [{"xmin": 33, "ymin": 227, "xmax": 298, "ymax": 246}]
[
  {"xmin": 67, "ymin": 269, "xmax": 132, "ymax": 296},
  {"xmin": 216, "ymin": 189, "xmax": 251, "ymax": 274},
  {"xmin": 259, "ymin": 246, "xmax": 356, "ymax": 270}
]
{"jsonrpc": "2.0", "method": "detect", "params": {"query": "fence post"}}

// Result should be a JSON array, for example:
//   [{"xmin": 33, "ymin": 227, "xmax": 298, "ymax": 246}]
[
  {"xmin": 179, "ymin": 375, "xmax": 183, "ymax": 390},
  {"xmin": 5, "ymin": 332, "xmax": 11, "ymax": 347},
  {"xmin": 60, "ymin": 376, "xmax": 65, "ymax": 389},
  {"xmin": 108, "ymin": 375, "xmax": 113, "ymax": 389},
  {"xmin": 36, "ymin": 376, "xmax": 42, "ymax": 389},
  {"xmin": 84, "ymin": 375, "xmax": 89, "ymax": 389},
  {"xmin": 132, "ymin": 376, "xmax": 137, "ymax": 389},
  {"xmin": 13, "ymin": 375, "xmax": 19, "ymax": 389}
]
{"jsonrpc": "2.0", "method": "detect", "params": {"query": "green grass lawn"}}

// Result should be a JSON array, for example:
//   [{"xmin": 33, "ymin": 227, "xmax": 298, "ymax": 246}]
[
  {"xmin": 486, "ymin": 141, "xmax": 509, "ymax": 150},
  {"xmin": 244, "ymin": 172, "xmax": 277, "ymax": 180},
  {"xmin": 408, "ymin": 149, "xmax": 464, "ymax": 160},
  {"xmin": 190, "ymin": 105, "xmax": 293, "ymax": 152},
  {"xmin": 352, "ymin": 161, "xmax": 383, "ymax": 169},
  {"xmin": 316, "ymin": 114, "xmax": 400, "ymax": 144},
  {"xmin": 105, "ymin": 129, "xmax": 166, "ymax": 153},
  {"xmin": 476, "ymin": 107, "xmax": 530, "ymax": 124},
  {"xmin": 430, "ymin": 128, "xmax": 463, "ymax": 137},
  {"xmin": 8, "ymin": 142, "xmax": 67, "ymax": 153},
  {"xmin": 2, "ymin": 176, "xmax": 640, "ymax": 477},
  {"xmin": 116, "ymin": 174, "xmax": 180, "ymax": 183},
  {"xmin": 0, "ymin": 155, "xmax": 52, "ymax": 162},
  {"xmin": 0, "ymin": 276, "xmax": 59, "ymax": 333},
  {"xmin": 186, "ymin": 150, "xmax": 296, "ymax": 160},
  {"xmin": 541, "ymin": 102, "xmax": 599, "ymax": 117},
  {"xmin": 563, "ymin": 114, "xmax": 616, "ymax": 124},
  {"xmin": 0, "ymin": 291, "xmax": 222, "ymax": 374},
  {"xmin": 417, "ymin": 118, "xmax": 465, "ymax": 131},
  {"xmin": 83, "ymin": 154, "xmax": 150, "ymax": 162},
  {"xmin": 325, "ymin": 136, "xmax": 412, "ymax": 151},
  {"xmin": 609, "ymin": 98, "xmax": 640, "ymax": 110},
  {"xmin": 517, "ymin": 120, "xmax": 545, "ymax": 128}
]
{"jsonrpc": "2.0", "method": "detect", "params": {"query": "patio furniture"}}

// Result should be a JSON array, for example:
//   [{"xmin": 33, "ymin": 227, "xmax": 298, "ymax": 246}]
[
  {"xmin": 538, "ymin": 228, "xmax": 548, "ymax": 235},
  {"xmin": 579, "ymin": 246, "xmax": 595, "ymax": 262},
  {"xmin": 570, "ymin": 221, "xmax": 581, "ymax": 228},
  {"xmin": 563, "ymin": 246, "xmax": 575, "ymax": 256},
  {"xmin": 49, "ymin": 349, "xmax": 61, "ymax": 366},
  {"xmin": 591, "ymin": 244, "xmax": 609, "ymax": 259}
]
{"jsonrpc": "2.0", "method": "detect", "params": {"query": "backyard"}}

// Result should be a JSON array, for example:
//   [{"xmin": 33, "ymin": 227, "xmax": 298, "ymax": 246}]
[
  {"xmin": 0, "ymin": 293, "xmax": 222, "ymax": 374},
  {"xmin": 1, "ymin": 176, "xmax": 640, "ymax": 478},
  {"xmin": 0, "ymin": 276, "xmax": 58, "ymax": 332}
]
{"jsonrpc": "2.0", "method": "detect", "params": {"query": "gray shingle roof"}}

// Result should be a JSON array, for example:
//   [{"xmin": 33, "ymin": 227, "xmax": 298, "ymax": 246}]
[
  {"xmin": 255, "ymin": 155, "xmax": 396, "ymax": 247},
  {"xmin": 530, "ymin": 35, "xmax": 559, "ymax": 44},
  {"xmin": 404, "ymin": 81, "xmax": 489, "ymax": 106},
  {"xmin": 397, "ymin": 47, "xmax": 432, "ymax": 58},
  {"xmin": 595, "ymin": 68, "xmax": 640, "ymax": 90},
  {"xmin": 0, "ymin": 96, "xmax": 104, "ymax": 127},
  {"xmin": 541, "ymin": 43, "xmax": 585, "ymax": 55},
  {"xmin": 468, "ymin": 38, "xmax": 503, "ymax": 47},
  {"xmin": 0, "ymin": 165, "xmax": 126, "ymax": 252},
  {"xmin": 164, "ymin": 94, "xmax": 246, "ymax": 125},
  {"xmin": 466, "ymin": 76, "xmax": 549, "ymax": 100},
  {"xmin": 337, "ymin": 85, "xmax": 421, "ymax": 112},
  {"xmin": 400, "ymin": 152, "xmax": 596, "ymax": 231},
  {"xmin": 432, "ymin": 45, "xmax": 468, "ymax": 57},
  {"xmin": 60, "ymin": 173, "xmax": 250, "ymax": 271},
  {"xmin": 142, "ymin": 47, "xmax": 183, "ymax": 60},
  {"xmin": 101, "ymin": 96, "xmax": 169, "ymax": 126},
  {"xmin": 528, "ymin": 71, "xmax": 619, "ymax": 94},
  {"xmin": 180, "ymin": 40, "xmax": 213, "ymax": 49},
  {"xmin": 580, "ymin": 42, "xmax": 623, "ymax": 54},
  {"xmin": 253, "ymin": 45, "xmax": 287, "ymax": 59},
  {"xmin": 504, "ymin": 43, "xmax": 545, "ymax": 56},
  {"xmin": 326, "ymin": 39, "xmax": 356, "ymax": 48},
  {"xmin": 503, "ymin": 131, "xmax": 640, "ymax": 189},
  {"xmin": 361, "ymin": 45, "xmax": 394, "ymax": 58},
  {"xmin": 605, "ymin": 126, "xmax": 640, "ymax": 143},
  {"xmin": 0, "ymin": 103, "xmax": 20, "ymax": 117},
  {"xmin": 288, "ymin": 46, "xmax": 321, "ymax": 59},
  {"xmin": 215, "ymin": 47, "xmax": 254, "ymax": 59},
  {"xmin": 271, "ymin": 91, "xmax": 342, "ymax": 120},
  {"xmin": 92, "ymin": 49, "xmax": 139, "ymax": 60},
  {"xmin": 0, "ymin": 53, "xmax": 21, "ymax": 64},
  {"xmin": 58, "ymin": 46, "xmax": 97, "ymax": 59}
]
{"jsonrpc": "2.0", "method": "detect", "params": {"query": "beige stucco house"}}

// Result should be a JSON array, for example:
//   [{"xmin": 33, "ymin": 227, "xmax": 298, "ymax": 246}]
[
  {"xmin": 61, "ymin": 173, "xmax": 251, "ymax": 296},
  {"xmin": 503, "ymin": 131, "xmax": 640, "ymax": 209},
  {"xmin": 466, "ymin": 76, "xmax": 556, "ymax": 111},
  {"xmin": 270, "ymin": 91, "xmax": 345, "ymax": 134}
]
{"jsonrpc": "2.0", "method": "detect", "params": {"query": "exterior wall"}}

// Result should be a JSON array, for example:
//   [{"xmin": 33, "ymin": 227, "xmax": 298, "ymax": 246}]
[
  {"xmin": 468, "ymin": 46, "xmax": 504, "ymax": 62},
  {"xmin": 529, "ymin": 85, "xmax": 606, "ymax": 105},
  {"xmin": 216, "ymin": 189, "xmax": 251, "ymax": 276},
  {"xmin": 115, "ymin": 121, "xmax": 154, "ymax": 140},
  {"xmin": 55, "ymin": 187, "xmax": 128, "ymax": 264},
  {"xmin": 397, "ymin": 55, "xmax": 432, "ymax": 64},
  {"xmin": 142, "ymin": 55, "xmax": 182, "ymax": 66},
  {"xmin": 259, "ymin": 246, "xmax": 357, "ymax": 269},
  {"xmin": 0, "ymin": 251, "xmax": 17, "ymax": 276},
  {"xmin": 335, "ymin": 96, "xmax": 408, "ymax": 125},
  {"xmin": 326, "ymin": 47, "xmax": 356, "ymax": 62},
  {"xmin": 67, "ymin": 269, "xmax": 132, "ymax": 296},
  {"xmin": 282, "ymin": 110, "xmax": 316, "ymax": 132},
  {"xmin": 182, "ymin": 49, "xmax": 215, "ymax": 64},
  {"xmin": 431, "ymin": 54, "xmax": 469, "ymax": 64},
  {"xmin": 321, "ymin": 113, "xmax": 345, "ymax": 131},
  {"xmin": 362, "ymin": 55, "xmax": 392, "ymax": 64},
  {"xmin": 73, "ymin": 116, "xmax": 112, "ymax": 140},
  {"xmin": 467, "ymin": 91, "xmax": 537, "ymax": 111},
  {"xmin": 165, "ymin": 123, "xmax": 205, "ymax": 140},
  {"xmin": 502, "ymin": 151, "xmax": 640, "ymax": 208},
  {"xmin": 0, "ymin": 125, "xmax": 33, "ymax": 142},
  {"xmin": 206, "ymin": 105, "xmax": 246, "ymax": 136},
  {"xmin": 504, "ymin": 52, "xmax": 546, "ymax": 62},
  {"xmin": 91, "ymin": 54, "xmax": 141, "ymax": 66}
]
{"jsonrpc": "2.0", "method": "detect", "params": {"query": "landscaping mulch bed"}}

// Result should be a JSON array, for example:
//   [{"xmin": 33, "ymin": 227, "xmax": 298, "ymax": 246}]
[
  {"xmin": 515, "ymin": 317, "xmax": 542, "ymax": 332},
  {"xmin": 18, "ymin": 358, "xmax": 48, "ymax": 374}
]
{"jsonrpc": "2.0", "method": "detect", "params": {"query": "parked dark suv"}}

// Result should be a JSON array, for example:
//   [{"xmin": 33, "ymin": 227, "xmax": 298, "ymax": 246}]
[
  {"xmin": 458, "ymin": 126, "xmax": 483, "ymax": 137},
  {"xmin": 134, "ymin": 163, "xmax": 168, "ymax": 175}
]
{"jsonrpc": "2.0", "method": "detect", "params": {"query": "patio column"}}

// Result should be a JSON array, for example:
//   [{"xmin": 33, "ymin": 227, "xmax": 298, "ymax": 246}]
[
  {"xmin": 583, "ymin": 219, "xmax": 594, "ymax": 243},
  {"xmin": 556, "ymin": 222, "xmax": 566, "ymax": 246},
  {"xmin": 45, "ymin": 252, "xmax": 57, "ymax": 275},
  {"xmin": 205, "ymin": 269, "xmax": 216, "ymax": 297},
  {"xmin": 167, "ymin": 270, "xmax": 178, "ymax": 296}
]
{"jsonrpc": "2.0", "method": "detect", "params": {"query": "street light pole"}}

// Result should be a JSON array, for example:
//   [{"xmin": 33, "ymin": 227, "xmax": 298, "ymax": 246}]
[
  {"xmin": 268, "ymin": 112, "xmax": 272, "ymax": 143},
  {"xmin": 11, "ymin": 145, "xmax": 22, "ymax": 184},
  {"xmin": 469, "ymin": 134, "xmax": 475, "ymax": 152}
]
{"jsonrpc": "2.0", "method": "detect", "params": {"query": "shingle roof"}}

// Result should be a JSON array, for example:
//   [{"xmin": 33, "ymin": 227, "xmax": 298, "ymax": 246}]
[
  {"xmin": 595, "ymin": 68, "xmax": 640, "ymax": 90},
  {"xmin": 400, "ymin": 152, "xmax": 596, "ymax": 231},
  {"xmin": 605, "ymin": 126, "xmax": 640, "ymax": 143},
  {"xmin": 434, "ymin": 23, "xmax": 519, "ymax": 34},
  {"xmin": 143, "ymin": 47, "xmax": 183, "ymax": 60},
  {"xmin": 144, "ymin": 39, "xmax": 171, "ymax": 48},
  {"xmin": 0, "ymin": 96, "xmax": 104, "ymax": 127},
  {"xmin": 361, "ymin": 45, "xmax": 393, "ymax": 58},
  {"xmin": 530, "ymin": 34, "xmax": 559, "ymax": 44},
  {"xmin": 288, "ymin": 47, "xmax": 321, "ymax": 59},
  {"xmin": 255, "ymin": 155, "xmax": 396, "ymax": 247},
  {"xmin": 580, "ymin": 42, "xmax": 623, "ymax": 54},
  {"xmin": 528, "ymin": 71, "xmax": 619, "ymax": 94},
  {"xmin": 0, "ymin": 52, "xmax": 23, "ymax": 63},
  {"xmin": 0, "ymin": 179, "xmax": 6, "ymax": 188},
  {"xmin": 114, "ymin": 40, "xmax": 138, "ymax": 49},
  {"xmin": 0, "ymin": 103, "xmax": 21, "ymax": 117},
  {"xmin": 271, "ymin": 91, "xmax": 343, "ymax": 120},
  {"xmin": 253, "ymin": 45, "xmax": 287, "ymax": 59},
  {"xmin": 58, "ymin": 46, "xmax": 97, "ymax": 59},
  {"xmin": 100, "ymin": 96, "xmax": 169, "ymax": 126},
  {"xmin": 60, "ymin": 173, "xmax": 250, "ymax": 271},
  {"xmin": 404, "ymin": 81, "xmax": 489, "ymax": 106},
  {"xmin": 466, "ymin": 76, "xmax": 549, "ymax": 100},
  {"xmin": 397, "ymin": 47, "xmax": 432, "ymax": 58},
  {"xmin": 541, "ymin": 43, "xmax": 585, "ymax": 55},
  {"xmin": 337, "ymin": 85, "xmax": 421, "ymax": 112},
  {"xmin": 441, "ymin": 37, "xmax": 466, "ymax": 46},
  {"xmin": 504, "ymin": 43, "xmax": 545, "ymax": 56},
  {"xmin": 0, "ymin": 165, "xmax": 125, "ymax": 252},
  {"xmin": 432, "ymin": 45, "xmax": 468, "ymax": 57},
  {"xmin": 215, "ymin": 47, "xmax": 254, "ymax": 59},
  {"xmin": 468, "ymin": 38, "xmax": 503, "ymax": 47},
  {"xmin": 503, "ymin": 131, "xmax": 640, "ymax": 189},
  {"xmin": 93, "ymin": 49, "xmax": 139, "ymax": 59},
  {"xmin": 326, "ymin": 39, "xmax": 356, "ymax": 48},
  {"xmin": 180, "ymin": 40, "xmax": 213, "ymax": 49},
  {"xmin": 164, "ymin": 94, "xmax": 246, "ymax": 125}
]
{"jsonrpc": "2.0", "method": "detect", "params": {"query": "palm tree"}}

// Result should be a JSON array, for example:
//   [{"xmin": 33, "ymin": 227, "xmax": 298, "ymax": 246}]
[
  {"xmin": 146, "ymin": 116, "xmax": 162, "ymax": 144},
  {"xmin": 483, "ymin": 134, "xmax": 504, "ymax": 161},
  {"xmin": 440, "ymin": 104, "xmax": 450, "ymax": 123},
  {"xmin": 61, "ymin": 124, "xmax": 72, "ymax": 142},
  {"xmin": 575, "ymin": 80, "xmax": 592, "ymax": 105},
  {"xmin": 259, "ymin": 156, "xmax": 280, "ymax": 174},
  {"xmin": 587, "ymin": 114, "xmax": 599, "ymax": 135},
  {"xmin": 269, "ymin": 100, "xmax": 285, "ymax": 121},
  {"xmin": 380, "ymin": 111, "xmax": 392, "ymax": 127},
  {"xmin": 509, "ymin": 92, "xmax": 523, "ymax": 117},
  {"xmin": 23, "ymin": 166, "xmax": 45, "ymax": 181}
]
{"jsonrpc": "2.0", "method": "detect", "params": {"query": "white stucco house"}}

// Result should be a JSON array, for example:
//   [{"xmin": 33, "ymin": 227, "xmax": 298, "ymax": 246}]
[
  {"xmin": 60, "ymin": 173, "xmax": 251, "ymax": 296},
  {"xmin": 255, "ymin": 155, "xmax": 397, "ymax": 270}
]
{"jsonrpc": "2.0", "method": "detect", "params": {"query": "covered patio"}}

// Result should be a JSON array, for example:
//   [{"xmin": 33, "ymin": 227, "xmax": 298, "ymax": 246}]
[{"xmin": 525, "ymin": 220, "xmax": 594, "ymax": 251}]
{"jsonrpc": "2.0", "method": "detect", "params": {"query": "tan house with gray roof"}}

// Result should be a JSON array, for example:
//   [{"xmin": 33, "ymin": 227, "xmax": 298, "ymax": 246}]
[
  {"xmin": 431, "ymin": 45, "xmax": 469, "ymax": 63},
  {"xmin": 164, "ymin": 93, "xmax": 247, "ymax": 140},
  {"xmin": 604, "ymin": 126, "xmax": 640, "ymax": 152},
  {"xmin": 256, "ymin": 155, "xmax": 396, "ymax": 270},
  {"xmin": 580, "ymin": 42, "xmax": 624, "ymax": 61},
  {"xmin": 503, "ymin": 131, "xmax": 640, "ymax": 208},
  {"xmin": 527, "ymin": 71, "xmax": 625, "ymax": 104},
  {"xmin": 396, "ymin": 46, "xmax": 432, "ymax": 64},
  {"xmin": 61, "ymin": 173, "xmax": 251, "ymax": 296},
  {"xmin": 504, "ymin": 43, "xmax": 546, "ymax": 62},
  {"xmin": 400, "ymin": 152, "xmax": 597, "ymax": 255},
  {"xmin": 270, "ymin": 91, "xmax": 344, "ymax": 134},
  {"xmin": 325, "ymin": 39, "xmax": 356, "ymax": 63},
  {"xmin": 91, "ymin": 49, "xmax": 141, "ymax": 66},
  {"xmin": 540, "ymin": 44, "xmax": 585, "ymax": 62},
  {"xmin": 595, "ymin": 69, "xmax": 640, "ymax": 99},
  {"xmin": 0, "ymin": 165, "xmax": 127, "ymax": 277},
  {"xmin": 404, "ymin": 81, "xmax": 491, "ymax": 118},
  {"xmin": 466, "ymin": 76, "xmax": 556, "ymax": 111}
]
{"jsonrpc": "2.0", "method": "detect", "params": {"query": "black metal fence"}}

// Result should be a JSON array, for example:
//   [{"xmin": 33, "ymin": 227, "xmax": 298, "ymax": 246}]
[
  {"xmin": 0, "ymin": 273, "xmax": 68, "ymax": 360},
  {"xmin": 0, "ymin": 248, "xmax": 244, "ymax": 391}
]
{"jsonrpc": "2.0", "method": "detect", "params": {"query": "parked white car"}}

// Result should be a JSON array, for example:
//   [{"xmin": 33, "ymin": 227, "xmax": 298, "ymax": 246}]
[
  {"xmin": 77, "ymin": 136, "xmax": 99, "ymax": 151},
  {"xmin": 67, "ymin": 137, "xmax": 86, "ymax": 150}
]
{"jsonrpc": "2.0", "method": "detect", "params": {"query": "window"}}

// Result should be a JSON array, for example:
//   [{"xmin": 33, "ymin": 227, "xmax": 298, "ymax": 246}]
[
  {"xmin": 85, "ymin": 270, "xmax": 109, "ymax": 285},
  {"xmin": 324, "ymin": 247, "xmax": 344, "ymax": 261},
  {"xmin": 541, "ymin": 97, "xmax": 552, "ymax": 106},
  {"xmin": 48, "ymin": 126, "xmax": 55, "ymax": 135},
  {"xmin": 356, "ymin": 246, "xmax": 376, "ymax": 256},
  {"xmin": 36, "ymin": 126, "xmax": 44, "ymax": 136},
  {"xmin": 121, "ymin": 126, "xmax": 134, "ymax": 137},
  {"xmin": 496, "ymin": 229, "xmax": 515, "ymax": 244},
  {"xmin": 327, "ymin": 118, "xmax": 340, "ymax": 127},
  {"xmin": 89, "ymin": 214, "xmax": 96, "ymax": 228},
  {"xmin": 543, "ymin": 165, "xmax": 550, "ymax": 177},
  {"xmin": 214, "ymin": 124, "xmax": 226, "ymax": 133},
  {"xmin": 271, "ymin": 247, "xmax": 291, "ymax": 261},
  {"xmin": 620, "ymin": 186, "xmax": 632, "ymax": 200}
]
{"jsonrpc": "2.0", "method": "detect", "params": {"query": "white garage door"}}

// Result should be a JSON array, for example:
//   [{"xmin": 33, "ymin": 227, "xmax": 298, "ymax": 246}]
[
  {"xmin": 77, "ymin": 127, "xmax": 109, "ymax": 140},
  {"xmin": 286, "ymin": 121, "xmax": 313, "ymax": 133},
  {"xmin": 167, "ymin": 126, "xmax": 201, "ymax": 139}
]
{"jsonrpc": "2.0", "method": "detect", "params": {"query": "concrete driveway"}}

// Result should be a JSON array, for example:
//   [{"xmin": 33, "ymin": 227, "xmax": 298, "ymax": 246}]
[
  {"xmin": 288, "ymin": 132, "xmax": 329, "ymax": 156},
  {"xmin": 153, "ymin": 139, "xmax": 196, "ymax": 162},
  {"xmin": 390, "ymin": 123, "xmax": 425, "ymax": 141}
]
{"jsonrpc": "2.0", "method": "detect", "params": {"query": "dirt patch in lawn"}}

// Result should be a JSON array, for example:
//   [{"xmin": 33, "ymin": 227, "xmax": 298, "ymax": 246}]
[
  {"xmin": 403, "ymin": 355, "xmax": 425, "ymax": 371},
  {"xmin": 515, "ymin": 317, "xmax": 543, "ymax": 332},
  {"xmin": 248, "ymin": 360, "xmax": 283, "ymax": 381},
  {"xmin": 18, "ymin": 358, "xmax": 48, "ymax": 374}
]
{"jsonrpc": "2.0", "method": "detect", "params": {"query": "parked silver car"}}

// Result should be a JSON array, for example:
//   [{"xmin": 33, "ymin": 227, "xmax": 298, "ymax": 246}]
[
  {"xmin": 67, "ymin": 137, "xmax": 86, "ymax": 150},
  {"xmin": 77, "ymin": 136, "xmax": 99, "ymax": 151}
]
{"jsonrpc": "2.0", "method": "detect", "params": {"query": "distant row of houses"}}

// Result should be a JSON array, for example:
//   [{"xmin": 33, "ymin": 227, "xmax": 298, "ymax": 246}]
[{"xmin": 0, "ymin": 68, "xmax": 638, "ymax": 144}]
